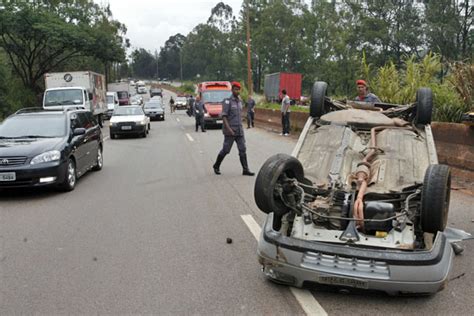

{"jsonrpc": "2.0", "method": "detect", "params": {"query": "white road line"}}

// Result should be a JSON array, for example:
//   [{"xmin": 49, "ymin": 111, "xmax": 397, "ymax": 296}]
[
  {"xmin": 185, "ymin": 133, "xmax": 194, "ymax": 142},
  {"xmin": 176, "ymin": 118, "xmax": 180, "ymax": 122},
  {"xmin": 241, "ymin": 215, "xmax": 261, "ymax": 240},
  {"xmin": 104, "ymin": 136, "xmax": 110, "ymax": 141},
  {"xmin": 240, "ymin": 214, "xmax": 328, "ymax": 316}
]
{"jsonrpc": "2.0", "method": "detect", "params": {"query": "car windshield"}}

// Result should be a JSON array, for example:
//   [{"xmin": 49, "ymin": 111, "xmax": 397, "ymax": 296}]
[
  {"xmin": 145, "ymin": 102, "xmax": 161, "ymax": 108},
  {"xmin": 201, "ymin": 90, "xmax": 232, "ymax": 103},
  {"xmin": 107, "ymin": 95, "xmax": 114, "ymax": 104},
  {"xmin": 117, "ymin": 91, "xmax": 128, "ymax": 99},
  {"xmin": 0, "ymin": 115, "xmax": 66, "ymax": 138},
  {"xmin": 44, "ymin": 89, "xmax": 83, "ymax": 106},
  {"xmin": 113, "ymin": 107, "xmax": 143, "ymax": 116},
  {"xmin": 176, "ymin": 97, "xmax": 187, "ymax": 103}
]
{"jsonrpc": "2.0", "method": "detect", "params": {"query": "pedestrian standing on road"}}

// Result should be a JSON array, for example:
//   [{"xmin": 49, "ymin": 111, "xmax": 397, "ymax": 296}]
[
  {"xmin": 187, "ymin": 95, "xmax": 195, "ymax": 117},
  {"xmin": 246, "ymin": 95, "xmax": 256, "ymax": 128},
  {"xmin": 170, "ymin": 96, "xmax": 175, "ymax": 113},
  {"xmin": 212, "ymin": 82, "xmax": 255, "ymax": 176},
  {"xmin": 280, "ymin": 89, "xmax": 291, "ymax": 136},
  {"xmin": 194, "ymin": 95, "xmax": 206, "ymax": 132}
]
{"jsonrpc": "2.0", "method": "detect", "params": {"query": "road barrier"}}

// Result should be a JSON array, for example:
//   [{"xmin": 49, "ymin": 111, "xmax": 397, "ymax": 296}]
[{"xmin": 244, "ymin": 108, "xmax": 474, "ymax": 183}]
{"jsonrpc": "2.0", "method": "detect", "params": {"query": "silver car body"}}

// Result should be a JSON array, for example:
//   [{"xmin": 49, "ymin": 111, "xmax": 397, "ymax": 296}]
[{"xmin": 257, "ymin": 108, "xmax": 472, "ymax": 295}]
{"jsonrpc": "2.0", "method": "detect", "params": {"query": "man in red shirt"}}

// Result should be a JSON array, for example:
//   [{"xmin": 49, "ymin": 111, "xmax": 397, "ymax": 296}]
[{"xmin": 355, "ymin": 79, "xmax": 381, "ymax": 103}]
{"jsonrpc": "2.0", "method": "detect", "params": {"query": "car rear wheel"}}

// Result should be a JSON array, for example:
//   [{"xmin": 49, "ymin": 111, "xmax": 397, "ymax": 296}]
[
  {"xmin": 58, "ymin": 158, "xmax": 76, "ymax": 192},
  {"xmin": 92, "ymin": 146, "xmax": 103, "ymax": 171},
  {"xmin": 415, "ymin": 87, "xmax": 433, "ymax": 125},
  {"xmin": 254, "ymin": 154, "xmax": 305, "ymax": 230},
  {"xmin": 310, "ymin": 81, "xmax": 329, "ymax": 118},
  {"xmin": 421, "ymin": 164, "xmax": 451, "ymax": 234}
]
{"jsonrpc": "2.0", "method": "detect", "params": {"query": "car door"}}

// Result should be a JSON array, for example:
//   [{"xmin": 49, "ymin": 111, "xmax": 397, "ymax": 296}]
[
  {"xmin": 70, "ymin": 112, "xmax": 88, "ymax": 176},
  {"xmin": 84, "ymin": 111, "xmax": 101, "ymax": 168}
]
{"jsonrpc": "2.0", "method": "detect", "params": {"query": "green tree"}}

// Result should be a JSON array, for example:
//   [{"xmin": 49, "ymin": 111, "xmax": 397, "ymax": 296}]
[
  {"xmin": 131, "ymin": 48, "xmax": 157, "ymax": 79},
  {"xmin": 0, "ymin": 1, "xmax": 127, "ymax": 93}
]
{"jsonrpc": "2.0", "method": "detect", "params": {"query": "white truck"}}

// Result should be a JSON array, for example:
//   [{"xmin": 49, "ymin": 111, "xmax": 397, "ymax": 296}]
[{"xmin": 43, "ymin": 71, "xmax": 107, "ymax": 126}]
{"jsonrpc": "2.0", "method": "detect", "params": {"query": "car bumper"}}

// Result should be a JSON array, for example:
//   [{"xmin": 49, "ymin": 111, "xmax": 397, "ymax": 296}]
[
  {"xmin": 204, "ymin": 116, "xmax": 223, "ymax": 125},
  {"xmin": 258, "ymin": 213, "xmax": 454, "ymax": 295},
  {"xmin": 110, "ymin": 124, "xmax": 147, "ymax": 135},
  {"xmin": 0, "ymin": 161, "xmax": 67, "ymax": 189},
  {"xmin": 146, "ymin": 113, "xmax": 164, "ymax": 120},
  {"xmin": 175, "ymin": 104, "xmax": 187, "ymax": 109}
]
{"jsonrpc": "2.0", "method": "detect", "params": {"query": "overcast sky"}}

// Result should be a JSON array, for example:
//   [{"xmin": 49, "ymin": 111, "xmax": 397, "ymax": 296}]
[{"xmin": 96, "ymin": 0, "xmax": 244, "ymax": 54}]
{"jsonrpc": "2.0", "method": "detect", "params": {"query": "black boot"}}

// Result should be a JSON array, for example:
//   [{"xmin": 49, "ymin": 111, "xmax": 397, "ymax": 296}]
[
  {"xmin": 213, "ymin": 154, "xmax": 225, "ymax": 175},
  {"xmin": 240, "ymin": 155, "xmax": 255, "ymax": 176}
]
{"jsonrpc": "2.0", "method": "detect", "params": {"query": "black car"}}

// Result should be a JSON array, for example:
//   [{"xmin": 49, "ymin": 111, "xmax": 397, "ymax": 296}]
[
  {"xmin": 150, "ymin": 88, "xmax": 163, "ymax": 98},
  {"xmin": 0, "ymin": 108, "xmax": 103, "ymax": 191}
]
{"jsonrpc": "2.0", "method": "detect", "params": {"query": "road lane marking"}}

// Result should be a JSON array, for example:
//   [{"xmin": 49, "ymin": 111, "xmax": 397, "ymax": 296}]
[
  {"xmin": 240, "ymin": 214, "xmax": 328, "ymax": 316},
  {"xmin": 176, "ymin": 118, "xmax": 180, "ymax": 122},
  {"xmin": 185, "ymin": 133, "xmax": 194, "ymax": 142},
  {"xmin": 104, "ymin": 136, "xmax": 110, "ymax": 141},
  {"xmin": 241, "ymin": 215, "xmax": 261, "ymax": 240}
]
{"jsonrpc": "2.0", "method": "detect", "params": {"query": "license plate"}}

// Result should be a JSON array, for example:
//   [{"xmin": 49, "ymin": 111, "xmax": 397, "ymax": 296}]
[
  {"xmin": 121, "ymin": 126, "xmax": 132, "ymax": 130},
  {"xmin": 216, "ymin": 120, "xmax": 223, "ymax": 123},
  {"xmin": 317, "ymin": 275, "xmax": 368, "ymax": 289},
  {"xmin": 0, "ymin": 172, "xmax": 16, "ymax": 182}
]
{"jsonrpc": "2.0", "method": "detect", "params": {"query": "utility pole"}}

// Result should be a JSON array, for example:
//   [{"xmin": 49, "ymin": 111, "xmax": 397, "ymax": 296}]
[
  {"xmin": 154, "ymin": 50, "xmax": 159, "ymax": 80},
  {"xmin": 246, "ymin": 0, "xmax": 253, "ymax": 96},
  {"xmin": 180, "ymin": 50, "xmax": 183, "ymax": 82}
]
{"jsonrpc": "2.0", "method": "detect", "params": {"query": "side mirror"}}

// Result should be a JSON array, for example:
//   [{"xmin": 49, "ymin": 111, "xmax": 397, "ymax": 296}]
[
  {"xmin": 73, "ymin": 128, "xmax": 86, "ymax": 136},
  {"xmin": 88, "ymin": 93, "xmax": 93, "ymax": 100}
]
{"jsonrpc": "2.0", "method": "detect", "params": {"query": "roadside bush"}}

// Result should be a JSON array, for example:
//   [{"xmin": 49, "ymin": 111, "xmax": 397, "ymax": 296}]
[
  {"xmin": 361, "ymin": 53, "xmax": 468, "ymax": 122},
  {"xmin": 176, "ymin": 82, "xmax": 196, "ymax": 95}
]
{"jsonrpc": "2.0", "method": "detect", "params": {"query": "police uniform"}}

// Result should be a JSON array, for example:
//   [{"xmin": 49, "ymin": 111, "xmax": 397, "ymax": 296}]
[
  {"xmin": 194, "ymin": 100, "xmax": 206, "ymax": 132},
  {"xmin": 213, "ymin": 89, "xmax": 254, "ymax": 176}
]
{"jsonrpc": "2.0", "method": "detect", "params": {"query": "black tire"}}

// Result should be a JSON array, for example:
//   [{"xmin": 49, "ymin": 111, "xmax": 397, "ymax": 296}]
[
  {"xmin": 254, "ymin": 154, "xmax": 305, "ymax": 216},
  {"xmin": 421, "ymin": 164, "xmax": 451, "ymax": 234},
  {"xmin": 58, "ymin": 158, "xmax": 77, "ymax": 192},
  {"xmin": 310, "ymin": 81, "xmax": 328, "ymax": 118},
  {"xmin": 142, "ymin": 130, "xmax": 147, "ymax": 138},
  {"xmin": 110, "ymin": 133, "xmax": 116, "ymax": 139},
  {"xmin": 92, "ymin": 145, "xmax": 103, "ymax": 171},
  {"xmin": 415, "ymin": 87, "xmax": 433, "ymax": 125}
]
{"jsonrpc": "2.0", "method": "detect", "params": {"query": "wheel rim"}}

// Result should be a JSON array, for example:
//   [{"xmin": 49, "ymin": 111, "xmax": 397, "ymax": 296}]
[
  {"xmin": 97, "ymin": 148, "xmax": 103, "ymax": 168},
  {"xmin": 68, "ymin": 161, "xmax": 76, "ymax": 187}
]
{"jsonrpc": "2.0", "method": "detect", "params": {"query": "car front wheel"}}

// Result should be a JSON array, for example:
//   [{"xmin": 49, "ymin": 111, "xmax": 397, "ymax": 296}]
[
  {"xmin": 421, "ymin": 164, "xmax": 451, "ymax": 234},
  {"xmin": 58, "ymin": 158, "xmax": 77, "ymax": 192}
]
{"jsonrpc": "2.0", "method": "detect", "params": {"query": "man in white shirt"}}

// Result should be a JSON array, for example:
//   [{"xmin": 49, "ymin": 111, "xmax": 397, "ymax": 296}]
[{"xmin": 280, "ymin": 89, "xmax": 291, "ymax": 136}]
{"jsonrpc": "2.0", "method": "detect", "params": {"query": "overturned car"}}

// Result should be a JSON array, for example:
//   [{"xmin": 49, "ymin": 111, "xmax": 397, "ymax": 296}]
[{"xmin": 254, "ymin": 82, "xmax": 472, "ymax": 295}]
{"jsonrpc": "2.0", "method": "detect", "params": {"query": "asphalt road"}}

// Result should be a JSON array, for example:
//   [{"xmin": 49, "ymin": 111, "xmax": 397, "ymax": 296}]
[{"xmin": 1, "ymin": 90, "xmax": 473, "ymax": 315}]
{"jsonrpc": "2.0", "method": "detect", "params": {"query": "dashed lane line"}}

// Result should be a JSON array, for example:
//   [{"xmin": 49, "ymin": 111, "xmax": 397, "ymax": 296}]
[
  {"xmin": 176, "ymin": 118, "xmax": 180, "ymax": 122},
  {"xmin": 185, "ymin": 133, "xmax": 194, "ymax": 142},
  {"xmin": 240, "ymin": 214, "xmax": 328, "ymax": 316}
]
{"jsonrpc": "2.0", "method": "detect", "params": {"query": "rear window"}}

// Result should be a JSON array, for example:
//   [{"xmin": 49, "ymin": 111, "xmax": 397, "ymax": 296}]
[{"xmin": 117, "ymin": 91, "xmax": 129, "ymax": 99}]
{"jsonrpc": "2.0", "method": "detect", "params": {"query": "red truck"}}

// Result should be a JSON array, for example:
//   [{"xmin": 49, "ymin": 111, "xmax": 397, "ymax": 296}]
[
  {"xmin": 264, "ymin": 72, "xmax": 302, "ymax": 102},
  {"xmin": 198, "ymin": 81, "xmax": 232, "ymax": 127}
]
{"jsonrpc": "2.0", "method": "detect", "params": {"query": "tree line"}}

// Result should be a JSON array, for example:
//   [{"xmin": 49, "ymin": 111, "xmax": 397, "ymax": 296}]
[
  {"xmin": 0, "ymin": 0, "xmax": 129, "ymax": 117},
  {"xmin": 148, "ymin": 0, "xmax": 472, "ymax": 97}
]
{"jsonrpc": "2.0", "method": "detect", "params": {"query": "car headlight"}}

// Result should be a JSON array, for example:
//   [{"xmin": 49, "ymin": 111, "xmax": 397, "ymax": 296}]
[
  {"xmin": 204, "ymin": 113, "xmax": 210, "ymax": 117},
  {"xmin": 110, "ymin": 122, "xmax": 117, "ymax": 126},
  {"xmin": 30, "ymin": 150, "xmax": 61, "ymax": 165},
  {"xmin": 137, "ymin": 119, "xmax": 147, "ymax": 125}
]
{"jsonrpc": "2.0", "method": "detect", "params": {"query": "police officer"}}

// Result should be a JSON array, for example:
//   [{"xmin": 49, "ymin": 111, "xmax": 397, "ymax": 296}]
[
  {"xmin": 187, "ymin": 95, "xmax": 195, "ymax": 117},
  {"xmin": 194, "ymin": 95, "xmax": 206, "ymax": 132},
  {"xmin": 212, "ymin": 82, "xmax": 254, "ymax": 176},
  {"xmin": 246, "ymin": 95, "xmax": 255, "ymax": 128}
]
